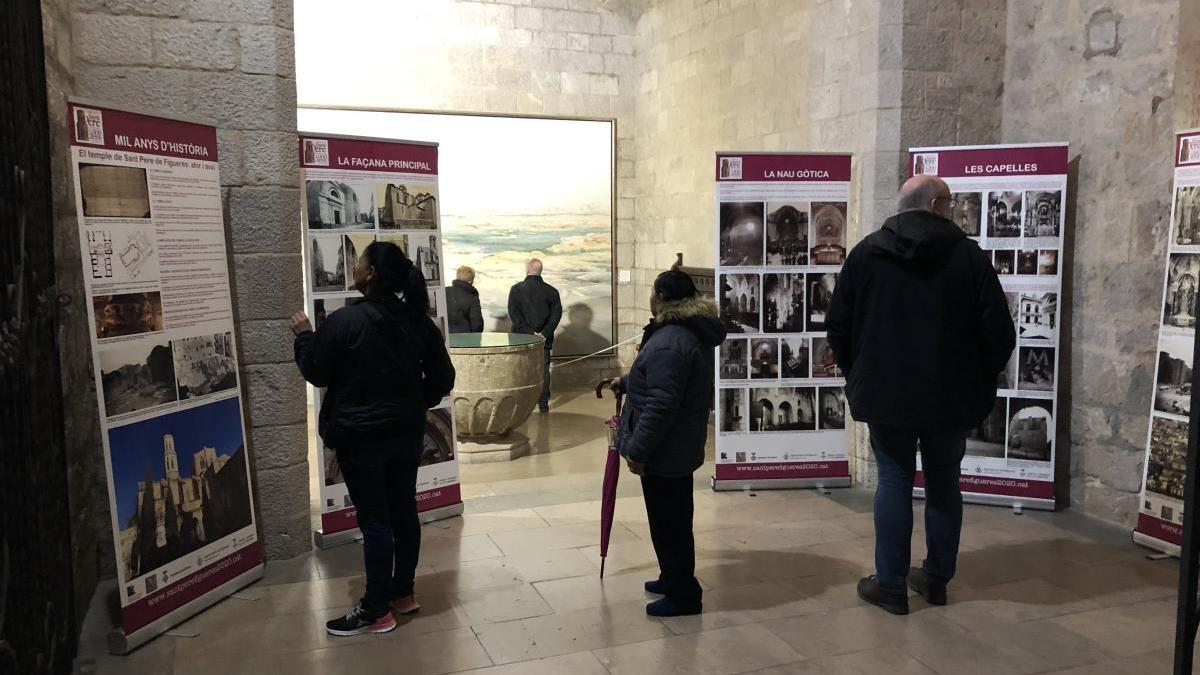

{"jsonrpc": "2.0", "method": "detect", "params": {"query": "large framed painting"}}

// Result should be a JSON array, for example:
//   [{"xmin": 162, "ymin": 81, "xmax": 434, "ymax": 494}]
[{"xmin": 297, "ymin": 107, "xmax": 615, "ymax": 357}]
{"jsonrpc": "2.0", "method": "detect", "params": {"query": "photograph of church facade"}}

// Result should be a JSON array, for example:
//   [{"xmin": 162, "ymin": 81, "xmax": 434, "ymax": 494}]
[
  {"xmin": 765, "ymin": 202, "xmax": 808, "ymax": 265},
  {"xmin": 1147, "ymin": 416, "xmax": 1188, "ymax": 501},
  {"xmin": 967, "ymin": 398, "xmax": 1008, "ymax": 458},
  {"xmin": 416, "ymin": 234, "xmax": 442, "ymax": 284},
  {"xmin": 1007, "ymin": 398, "xmax": 1053, "ymax": 462},
  {"xmin": 809, "ymin": 202, "xmax": 847, "ymax": 265},
  {"xmin": 1174, "ymin": 185, "xmax": 1200, "ymax": 245},
  {"xmin": 343, "ymin": 233, "xmax": 375, "ymax": 278},
  {"xmin": 110, "ymin": 397, "xmax": 252, "ymax": 581},
  {"xmin": 99, "ymin": 339, "xmax": 177, "ymax": 417},
  {"xmin": 1155, "ymin": 332, "xmax": 1194, "ymax": 416},
  {"xmin": 719, "ymin": 388, "xmax": 747, "ymax": 433},
  {"xmin": 719, "ymin": 202, "xmax": 765, "ymax": 266},
  {"xmin": 310, "ymin": 236, "xmax": 346, "ymax": 292},
  {"xmin": 720, "ymin": 338, "xmax": 749, "ymax": 379},
  {"xmin": 1163, "ymin": 253, "xmax": 1200, "ymax": 329},
  {"xmin": 763, "ymin": 273, "xmax": 805, "ymax": 333},
  {"xmin": 305, "ymin": 181, "xmax": 374, "ymax": 229},
  {"xmin": 987, "ymin": 191, "xmax": 1023, "ymax": 238},
  {"xmin": 749, "ymin": 387, "xmax": 816, "ymax": 432},
  {"xmin": 719, "ymin": 273, "xmax": 760, "ymax": 333},
  {"xmin": 1023, "ymin": 189, "xmax": 1062, "ymax": 237},
  {"xmin": 1017, "ymin": 291, "xmax": 1057, "ymax": 339},
  {"xmin": 378, "ymin": 182, "xmax": 438, "ymax": 229},
  {"xmin": 951, "ymin": 192, "xmax": 982, "ymax": 236}
]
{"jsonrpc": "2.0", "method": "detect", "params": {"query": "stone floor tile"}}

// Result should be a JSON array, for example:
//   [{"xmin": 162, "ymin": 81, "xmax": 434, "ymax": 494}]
[
  {"xmin": 592, "ymin": 623, "xmax": 803, "ymax": 674},
  {"xmin": 472, "ymin": 599, "xmax": 670, "ymax": 664},
  {"xmin": 452, "ymin": 651, "xmax": 612, "ymax": 674},
  {"xmin": 451, "ymin": 583, "xmax": 555, "ymax": 624},
  {"xmin": 1050, "ymin": 598, "xmax": 1176, "ymax": 658},
  {"xmin": 1041, "ymin": 559, "xmax": 1177, "ymax": 607},
  {"xmin": 748, "ymin": 647, "xmax": 939, "ymax": 674},
  {"xmin": 276, "ymin": 626, "xmax": 492, "ymax": 675},
  {"xmin": 487, "ymin": 521, "xmax": 639, "ymax": 555},
  {"xmin": 657, "ymin": 581, "xmax": 823, "ymax": 635},
  {"xmin": 936, "ymin": 577, "xmax": 1100, "ymax": 631},
  {"xmin": 532, "ymin": 568, "xmax": 658, "ymax": 613},
  {"xmin": 761, "ymin": 604, "xmax": 966, "ymax": 659}
]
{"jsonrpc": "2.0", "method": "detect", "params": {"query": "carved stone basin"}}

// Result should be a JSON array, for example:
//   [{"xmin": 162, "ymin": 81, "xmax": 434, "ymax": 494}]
[{"xmin": 447, "ymin": 332, "xmax": 545, "ymax": 463}]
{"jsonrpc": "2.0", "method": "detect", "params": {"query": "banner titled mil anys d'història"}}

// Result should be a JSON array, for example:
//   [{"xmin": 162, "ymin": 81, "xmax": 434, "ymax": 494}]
[
  {"xmin": 910, "ymin": 143, "xmax": 1069, "ymax": 510},
  {"xmin": 298, "ymin": 133, "xmax": 461, "ymax": 544},
  {"xmin": 1135, "ymin": 129, "xmax": 1200, "ymax": 553},
  {"xmin": 712, "ymin": 152, "xmax": 853, "ymax": 491},
  {"xmin": 67, "ymin": 101, "xmax": 262, "ymax": 651}
]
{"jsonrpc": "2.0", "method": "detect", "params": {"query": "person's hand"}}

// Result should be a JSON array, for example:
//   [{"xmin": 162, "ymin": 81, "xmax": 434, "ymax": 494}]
[
  {"xmin": 602, "ymin": 377, "xmax": 622, "ymax": 393},
  {"xmin": 291, "ymin": 311, "xmax": 313, "ymax": 335},
  {"xmin": 626, "ymin": 459, "xmax": 645, "ymax": 476}
]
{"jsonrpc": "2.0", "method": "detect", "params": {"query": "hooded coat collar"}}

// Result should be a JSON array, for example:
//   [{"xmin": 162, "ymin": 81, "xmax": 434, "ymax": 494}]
[
  {"xmin": 640, "ymin": 296, "xmax": 727, "ymax": 349},
  {"xmin": 870, "ymin": 210, "xmax": 966, "ymax": 277}
]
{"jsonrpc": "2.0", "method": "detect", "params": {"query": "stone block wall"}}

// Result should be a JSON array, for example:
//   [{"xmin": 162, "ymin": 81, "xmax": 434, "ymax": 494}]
[
  {"xmin": 58, "ymin": 0, "xmax": 310, "ymax": 560},
  {"xmin": 294, "ymin": 0, "xmax": 639, "ymax": 371},
  {"xmin": 1001, "ymin": 0, "xmax": 1180, "ymax": 525}
]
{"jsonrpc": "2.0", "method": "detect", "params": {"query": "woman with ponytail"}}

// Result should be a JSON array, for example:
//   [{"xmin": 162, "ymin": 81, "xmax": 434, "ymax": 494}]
[{"xmin": 291, "ymin": 240, "xmax": 455, "ymax": 636}]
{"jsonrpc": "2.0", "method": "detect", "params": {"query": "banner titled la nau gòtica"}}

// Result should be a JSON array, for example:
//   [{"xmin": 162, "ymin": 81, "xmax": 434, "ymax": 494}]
[
  {"xmin": 713, "ymin": 152, "xmax": 853, "ymax": 490},
  {"xmin": 909, "ymin": 143, "xmax": 1069, "ymax": 510},
  {"xmin": 1135, "ymin": 129, "xmax": 1200, "ymax": 554},
  {"xmin": 299, "ymin": 133, "xmax": 462, "ymax": 545},
  {"xmin": 67, "ymin": 100, "xmax": 262, "ymax": 652}
]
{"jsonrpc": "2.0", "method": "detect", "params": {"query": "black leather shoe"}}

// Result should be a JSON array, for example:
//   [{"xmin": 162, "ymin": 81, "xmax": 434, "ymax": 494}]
[
  {"xmin": 907, "ymin": 567, "xmax": 947, "ymax": 606},
  {"xmin": 857, "ymin": 576, "xmax": 909, "ymax": 615}
]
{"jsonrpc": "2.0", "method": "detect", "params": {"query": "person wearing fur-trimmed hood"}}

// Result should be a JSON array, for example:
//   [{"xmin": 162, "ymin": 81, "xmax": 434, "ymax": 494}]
[{"xmin": 602, "ymin": 269, "xmax": 726, "ymax": 617}]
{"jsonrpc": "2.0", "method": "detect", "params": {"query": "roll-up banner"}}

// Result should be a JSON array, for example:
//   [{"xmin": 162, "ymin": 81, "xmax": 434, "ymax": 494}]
[
  {"xmin": 1134, "ymin": 129, "xmax": 1200, "ymax": 554},
  {"xmin": 298, "ymin": 133, "xmax": 462, "ymax": 548},
  {"xmin": 713, "ymin": 152, "xmax": 853, "ymax": 491},
  {"xmin": 67, "ymin": 101, "xmax": 263, "ymax": 653},
  {"xmin": 908, "ymin": 143, "xmax": 1069, "ymax": 510}
]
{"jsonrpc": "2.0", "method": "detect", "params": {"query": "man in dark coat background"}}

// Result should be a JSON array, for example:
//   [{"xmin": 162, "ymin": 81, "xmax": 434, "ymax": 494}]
[
  {"xmin": 508, "ymin": 258, "xmax": 562, "ymax": 412},
  {"xmin": 826, "ymin": 174, "xmax": 1016, "ymax": 615},
  {"xmin": 446, "ymin": 265, "xmax": 484, "ymax": 333}
]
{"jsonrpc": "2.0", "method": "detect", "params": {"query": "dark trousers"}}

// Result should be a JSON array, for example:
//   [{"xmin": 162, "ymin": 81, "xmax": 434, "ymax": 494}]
[
  {"xmin": 339, "ymin": 442, "xmax": 422, "ymax": 616},
  {"xmin": 539, "ymin": 346, "xmax": 552, "ymax": 407},
  {"xmin": 869, "ymin": 424, "xmax": 967, "ymax": 592},
  {"xmin": 641, "ymin": 473, "xmax": 703, "ymax": 609}
]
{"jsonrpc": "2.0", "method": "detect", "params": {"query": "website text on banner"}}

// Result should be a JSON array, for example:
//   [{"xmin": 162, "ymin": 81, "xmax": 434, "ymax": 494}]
[
  {"xmin": 713, "ymin": 152, "xmax": 853, "ymax": 489},
  {"xmin": 299, "ymin": 133, "xmax": 461, "ymax": 538},
  {"xmin": 67, "ymin": 101, "xmax": 262, "ymax": 647},
  {"xmin": 909, "ymin": 144, "xmax": 1069, "ymax": 509},
  {"xmin": 1135, "ymin": 130, "xmax": 1200, "ymax": 553}
]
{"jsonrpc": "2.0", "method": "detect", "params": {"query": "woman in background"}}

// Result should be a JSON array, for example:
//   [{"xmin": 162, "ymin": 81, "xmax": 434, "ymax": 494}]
[
  {"xmin": 605, "ymin": 269, "xmax": 726, "ymax": 617},
  {"xmin": 292, "ymin": 240, "xmax": 454, "ymax": 636}
]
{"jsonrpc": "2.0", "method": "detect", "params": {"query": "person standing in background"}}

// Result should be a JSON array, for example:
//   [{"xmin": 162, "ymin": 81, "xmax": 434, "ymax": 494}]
[
  {"xmin": 826, "ymin": 175, "xmax": 1015, "ymax": 615},
  {"xmin": 507, "ymin": 258, "xmax": 562, "ymax": 412},
  {"xmin": 446, "ymin": 265, "xmax": 484, "ymax": 333}
]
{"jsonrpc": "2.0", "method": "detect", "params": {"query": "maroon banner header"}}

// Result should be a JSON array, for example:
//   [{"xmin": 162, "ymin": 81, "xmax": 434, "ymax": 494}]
[
  {"xmin": 1177, "ymin": 131, "xmax": 1200, "ymax": 168},
  {"xmin": 714, "ymin": 460, "xmax": 849, "ymax": 481},
  {"xmin": 68, "ymin": 102, "xmax": 217, "ymax": 161},
  {"xmin": 909, "ymin": 145, "xmax": 1068, "ymax": 178},
  {"xmin": 300, "ymin": 135, "xmax": 438, "ymax": 175},
  {"xmin": 716, "ymin": 153, "xmax": 851, "ymax": 182},
  {"xmin": 122, "ymin": 542, "xmax": 261, "ymax": 634}
]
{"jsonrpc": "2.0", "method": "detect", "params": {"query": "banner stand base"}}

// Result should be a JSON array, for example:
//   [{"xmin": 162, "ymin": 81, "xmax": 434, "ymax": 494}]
[
  {"xmin": 313, "ymin": 527, "xmax": 361, "ymax": 550},
  {"xmin": 1133, "ymin": 530, "xmax": 1180, "ymax": 557},
  {"xmin": 912, "ymin": 487, "xmax": 1055, "ymax": 511},
  {"xmin": 107, "ymin": 563, "xmax": 264, "ymax": 655},
  {"xmin": 712, "ymin": 476, "xmax": 852, "ymax": 492},
  {"xmin": 314, "ymin": 502, "xmax": 465, "ymax": 549}
]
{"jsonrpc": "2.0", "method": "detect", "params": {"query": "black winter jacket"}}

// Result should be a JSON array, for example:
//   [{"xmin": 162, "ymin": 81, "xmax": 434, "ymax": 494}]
[
  {"xmin": 826, "ymin": 210, "xmax": 1015, "ymax": 431},
  {"xmin": 294, "ymin": 292, "xmax": 456, "ymax": 462},
  {"xmin": 446, "ymin": 279, "xmax": 484, "ymax": 333},
  {"xmin": 508, "ymin": 275, "xmax": 562, "ymax": 348},
  {"xmin": 618, "ymin": 297, "xmax": 727, "ymax": 477}
]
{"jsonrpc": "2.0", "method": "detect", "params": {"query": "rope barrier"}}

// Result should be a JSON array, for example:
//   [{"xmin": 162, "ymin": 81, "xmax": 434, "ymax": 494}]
[{"xmin": 550, "ymin": 334, "xmax": 640, "ymax": 369}]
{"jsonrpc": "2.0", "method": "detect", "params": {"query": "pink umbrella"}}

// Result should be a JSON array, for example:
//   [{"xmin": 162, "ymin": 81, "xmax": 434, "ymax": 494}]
[{"xmin": 595, "ymin": 380, "xmax": 624, "ymax": 578}]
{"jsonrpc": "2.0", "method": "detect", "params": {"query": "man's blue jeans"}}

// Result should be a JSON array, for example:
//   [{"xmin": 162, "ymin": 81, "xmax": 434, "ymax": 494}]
[{"xmin": 869, "ymin": 425, "xmax": 967, "ymax": 592}]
